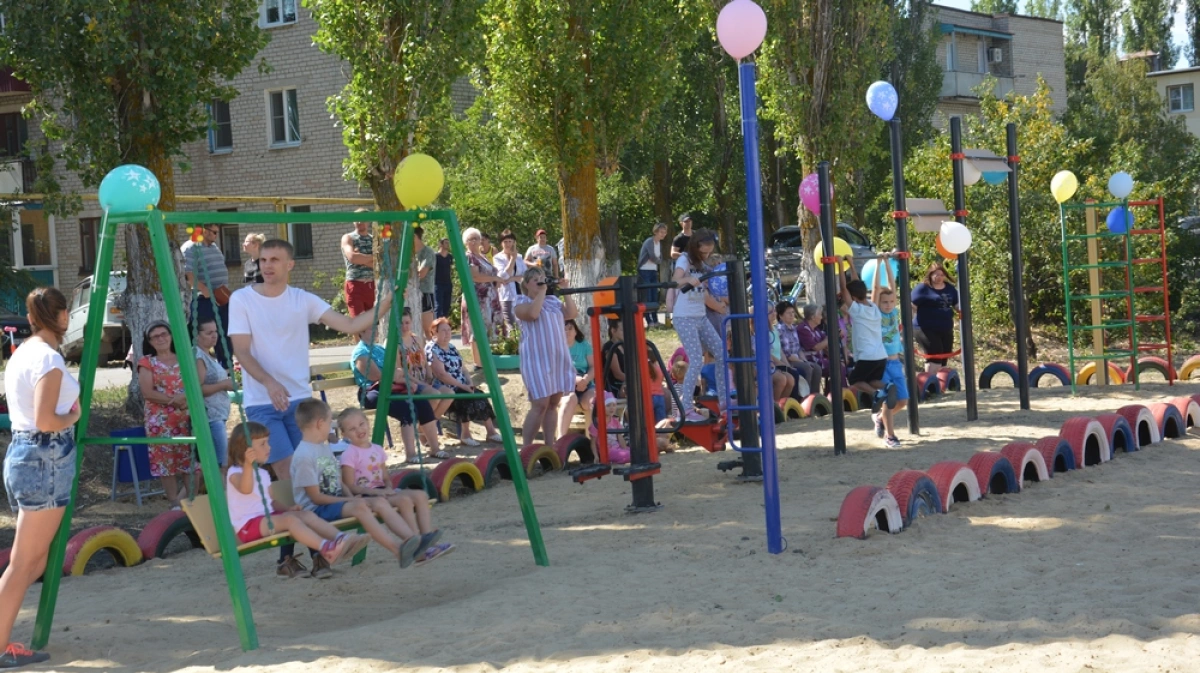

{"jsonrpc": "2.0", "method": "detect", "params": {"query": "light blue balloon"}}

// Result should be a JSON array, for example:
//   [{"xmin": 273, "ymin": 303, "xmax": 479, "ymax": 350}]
[
  {"xmin": 1105, "ymin": 206, "xmax": 1132, "ymax": 234},
  {"xmin": 866, "ymin": 81, "xmax": 899, "ymax": 122},
  {"xmin": 983, "ymin": 171, "xmax": 1007, "ymax": 185},
  {"xmin": 861, "ymin": 258, "xmax": 900, "ymax": 289},
  {"xmin": 709, "ymin": 263, "xmax": 729, "ymax": 298},
  {"xmin": 98, "ymin": 164, "xmax": 161, "ymax": 214}
]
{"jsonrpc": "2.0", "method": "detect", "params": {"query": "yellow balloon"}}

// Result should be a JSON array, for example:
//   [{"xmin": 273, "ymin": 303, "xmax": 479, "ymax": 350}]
[
  {"xmin": 813, "ymin": 237, "xmax": 853, "ymax": 272},
  {"xmin": 392, "ymin": 153, "xmax": 444, "ymax": 209},
  {"xmin": 1050, "ymin": 170, "xmax": 1078, "ymax": 204}
]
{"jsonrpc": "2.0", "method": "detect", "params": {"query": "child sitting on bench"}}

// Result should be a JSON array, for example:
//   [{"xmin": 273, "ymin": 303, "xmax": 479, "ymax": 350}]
[
  {"xmin": 226, "ymin": 422, "xmax": 366, "ymax": 566},
  {"xmin": 291, "ymin": 399, "xmax": 427, "ymax": 570},
  {"xmin": 337, "ymin": 407, "xmax": 454, "ymax": 565}
]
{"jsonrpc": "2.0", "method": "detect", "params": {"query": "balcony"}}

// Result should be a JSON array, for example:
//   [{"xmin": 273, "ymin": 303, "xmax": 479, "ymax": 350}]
[
  {"xmin": 0, "ymin": 68, "xmax": 30, "ymax": 94},
  {"xmin": 0, "ymin": 158, "xmax": 36, "ymax": 194},
  {"xmin": 940, "ymin": 70, "xmax": 1014, "ymax": 101}
]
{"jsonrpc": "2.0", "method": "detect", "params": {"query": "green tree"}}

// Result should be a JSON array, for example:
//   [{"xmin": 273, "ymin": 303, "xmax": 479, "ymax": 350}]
[
  {"xmin": 971, "ymin": 0, "xmax": 1019, "ymax": 13},
  {"xmin": 757, "ymin": 0, "xmax": 893, "ymax": 297},
  {"xmin": 484, "ymin": 0, "xmax": 686, "ymax": 289},
  {"xmin": 0, "ymin": 0, "xmax": 267, "ymax": 379},
  {"xmin": 1186, "ymin": 0, "xmax": 1200, "ymax": 65},
  {"xmin": 1066, "ymin": 0, "xmax": 1121, "ymax": 58},
  {"xmin": 1122, "ymin": 0, "xmax": 1177, "ymax": 68},
  {"xmin": 1024, "ymin": 0, "xmax": 1063, "ymax": 19}
]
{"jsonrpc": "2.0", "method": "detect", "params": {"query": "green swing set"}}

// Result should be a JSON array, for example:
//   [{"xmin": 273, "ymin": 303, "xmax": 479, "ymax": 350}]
[{"xmin": 28, "ymin": 206, "xmax": 547, "ymax": 653}]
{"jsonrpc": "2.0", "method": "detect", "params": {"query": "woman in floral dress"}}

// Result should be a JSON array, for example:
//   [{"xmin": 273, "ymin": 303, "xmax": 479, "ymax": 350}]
[
  {"xmin": 137, "ymin": 321, "xmax": 193, "ymax": 508},
  {"xmin": 459, "ymin": 227, "xmax": 503, "ymax": 371},
  {"xmin": 426, "ymin": 318, "xmax": 501, "ymax": 447}
]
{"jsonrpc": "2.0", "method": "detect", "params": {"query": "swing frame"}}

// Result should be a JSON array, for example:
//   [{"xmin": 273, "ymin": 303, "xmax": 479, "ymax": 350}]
[{"xmin": 31, "ymin": 207, "xmax": 547, "ymax": 653}]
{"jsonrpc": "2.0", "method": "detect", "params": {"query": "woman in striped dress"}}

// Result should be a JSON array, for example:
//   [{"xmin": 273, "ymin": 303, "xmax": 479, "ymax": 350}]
[{"xmin": 514, "ymin": 266, "xmax": 578, "ymax": 446}]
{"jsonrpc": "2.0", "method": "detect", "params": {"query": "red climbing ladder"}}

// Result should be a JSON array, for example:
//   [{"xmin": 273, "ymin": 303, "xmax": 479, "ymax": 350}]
[{"xmin": 1127, "ymin": 197, "xmax": 1174, "ymax": 383}]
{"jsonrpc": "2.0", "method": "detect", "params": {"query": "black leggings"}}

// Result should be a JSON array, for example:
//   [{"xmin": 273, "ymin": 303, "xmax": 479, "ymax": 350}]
[
  {"xmin": 360, "ymin": 388, "xmax": 436, "ymax": 426},
  {"xmin": 914, "ymin": 327, "xmax": 954, "ymax": 366}
]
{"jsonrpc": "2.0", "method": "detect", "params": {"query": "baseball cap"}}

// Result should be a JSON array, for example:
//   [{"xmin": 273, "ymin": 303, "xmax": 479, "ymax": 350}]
[{"xmin": 536, "ymin": 229, "xmax": 547, "ymax": 237}]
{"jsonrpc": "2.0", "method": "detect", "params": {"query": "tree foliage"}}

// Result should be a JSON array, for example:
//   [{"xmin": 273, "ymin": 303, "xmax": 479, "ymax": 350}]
[
  {"xmin": 1023, "ymin": 0, "xmax": 1063, "ymax": 19},
  {"xmin": 1186, "ymin": 0, "xmax": 1200, "ymax": 65},
  {"xmin": 1122, "ymin": 0, "xmax": 1177, "ymax": 67},
  {"xmin": 971, "ymin": 0, "xmax": 1019, "ymax": 13}
]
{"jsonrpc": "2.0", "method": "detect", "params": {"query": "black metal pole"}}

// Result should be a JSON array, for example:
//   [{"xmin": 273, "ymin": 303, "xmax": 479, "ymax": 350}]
[
  {"xmin": 888, "ymin": 118, "xmax": 920, "ymax": 435},
  {"xmin": 949, "ymin": 117, "xmax": 978, "ymax": 421},
  {"xmin": 1006, "ymin": 123, "xmax": 1031, "ymax": 410},
  {"xmin": 725, "ymin": 260, "xmax": 762, "ymax": 479},
  {"xmin": 619, "ymin": 276, "xmax": 658, "ymax": 511},
  {"xmin": 817, "ymin": 161, "xmax": 846, "ymax": 455}
]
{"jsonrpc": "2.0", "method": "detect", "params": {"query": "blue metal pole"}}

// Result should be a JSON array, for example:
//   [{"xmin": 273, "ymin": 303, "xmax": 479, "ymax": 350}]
[{"xmin": 737, "ymin": 61, "xmax": 783, "ymax": 554}]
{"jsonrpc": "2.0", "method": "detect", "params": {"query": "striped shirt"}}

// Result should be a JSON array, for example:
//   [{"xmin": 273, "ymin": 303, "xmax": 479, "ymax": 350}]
[
  {"xmin": 515, "ymin": 294, "xmax": 575, "ymax": 400},
  {"xmin": 181, "ymin": 240, "xmax": 229, "ymax": 289}
]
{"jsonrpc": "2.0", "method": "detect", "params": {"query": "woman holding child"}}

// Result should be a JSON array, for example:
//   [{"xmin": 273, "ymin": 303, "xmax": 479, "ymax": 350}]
[
  {"xmin": 670, "ymin": 229, "xmax": 727, "ymax": 421},
  {"xmin": 427, "ymin": 318, "xmax": 502, "ymax": 446},
  {"xmin": 514, "ymin": 266, "xmax": 578, "ymax": 446},
  {"xmin": 138, "ymin": 321, "xmax": 194, "ymax": 509}
]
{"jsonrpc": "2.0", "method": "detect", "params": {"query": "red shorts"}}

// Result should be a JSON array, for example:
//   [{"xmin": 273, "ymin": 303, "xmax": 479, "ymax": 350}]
[
  {"xmin": 236, "ymin": 511, "xmax": 284, "ymax": 544},
  {"xmin": 344, "ymin": 280, "xmax": 376, "ymax": 317}
]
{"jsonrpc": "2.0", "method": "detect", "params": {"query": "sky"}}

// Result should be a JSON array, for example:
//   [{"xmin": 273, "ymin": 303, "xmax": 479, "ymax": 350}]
[{"xmin": 936, "ymin": 0, "xmax": 1191, "ymax": 69}]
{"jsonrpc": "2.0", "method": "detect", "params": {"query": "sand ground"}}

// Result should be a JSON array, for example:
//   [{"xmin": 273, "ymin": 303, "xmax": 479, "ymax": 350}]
[{"xmin": 7, "ymin": 382, "xmax": 1200, "ymax": 672}]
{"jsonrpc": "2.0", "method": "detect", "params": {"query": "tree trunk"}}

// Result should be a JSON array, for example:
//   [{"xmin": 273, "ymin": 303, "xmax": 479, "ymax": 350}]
[
  {"xmin": 651, "ymin": 158, "xmax": 672, "ymax": 226},
  {"xmin": 710, "ymin": 57, "xmax": 737, "ymax": 253},
  {"xmin": 558, "ymin": 135, "xmax": 615, "ymax": 313},
  {"xmin": 121, "ymin": 142, "xmax": 185, "ymax": 415},
  {"xmin": 368, "ymin": 173, "xmax": 417, "ymax": 345},
  {"xmin": 799, "ymin": 203, "xmax": 823, "ymax": 305}
]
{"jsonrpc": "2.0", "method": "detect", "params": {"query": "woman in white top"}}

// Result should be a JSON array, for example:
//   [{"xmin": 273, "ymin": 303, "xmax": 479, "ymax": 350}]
[
  {"xmin": 671, "ymin": 230, "xmax": 727, "ymax": 422},
  {"xmin": 0, "ymin": 288, "xmax": 80, "ymax": 669},
  {"xmin": 492, "ymin": 230, "xmax": 527, "ymax": 335}
]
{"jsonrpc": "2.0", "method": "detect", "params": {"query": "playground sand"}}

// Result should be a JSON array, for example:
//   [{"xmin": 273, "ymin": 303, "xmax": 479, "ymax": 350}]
[{"xmin": 10, "ymin": 382, "xmax": 1200, "ymax": 672}]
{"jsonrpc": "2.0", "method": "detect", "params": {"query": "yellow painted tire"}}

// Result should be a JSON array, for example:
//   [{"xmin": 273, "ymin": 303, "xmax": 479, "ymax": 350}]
[
  {"xmin": 63, "ymin": 526, "xmax": 143, "ymax": 576},
  {"xmin": 520, "ymin": 444, "xmax": 563, "ymax": 477},
  {"xmin": 1178, "ymin": 355, "xmax": 1200, "ymax": 381},
  {"xmin": 430, "ymin": 458, "xmax": 484, "ymax": 502},
  {"xmin": 780, "ymin": 398, "xmax": 806, "ymax": 421},
  {"xmin": 1075, "ymin": 361, "xmax": 1125, "ymax": 386},
  {"xmin": 828, "ymin": 389, "xmax": 858, "ymax": 412}
]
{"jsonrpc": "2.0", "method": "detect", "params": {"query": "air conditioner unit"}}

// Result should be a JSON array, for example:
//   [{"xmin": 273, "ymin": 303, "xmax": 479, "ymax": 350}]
[{"xmin": 988, "ymin": 48, "xmax": 1003, "ymax": 63}]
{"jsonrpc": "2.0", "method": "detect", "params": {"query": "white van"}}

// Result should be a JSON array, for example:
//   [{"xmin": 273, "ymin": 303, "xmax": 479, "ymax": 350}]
[{"xmin": 62, "ymin": 272, "xmax": 130, "ymax": 363}]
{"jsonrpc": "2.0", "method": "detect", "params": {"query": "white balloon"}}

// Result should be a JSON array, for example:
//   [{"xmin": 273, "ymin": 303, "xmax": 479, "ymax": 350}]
[
  {"xmin": 940, "ymin": 221, "xmax": 972, "ymax": 254},
  {"xmin": 1107, "ymin": 171, "xmax": 1134, "ymax": 199},
  {"xmin": 961, "ymin": 160, "xmax": 981, "ymax": 187}
]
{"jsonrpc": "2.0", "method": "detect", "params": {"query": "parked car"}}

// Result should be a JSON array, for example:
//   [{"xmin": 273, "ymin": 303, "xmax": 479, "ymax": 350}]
[
  {"xmin": 62, "ymin": 272, "xmax": 130, "ymax": 363},
  {"xmin": 0, "ymin": 309, "xmax": 31, "ymax": 359},
  {"xmin": 764, "ymin": 223, "xmax": 876, "ymax": 290}
]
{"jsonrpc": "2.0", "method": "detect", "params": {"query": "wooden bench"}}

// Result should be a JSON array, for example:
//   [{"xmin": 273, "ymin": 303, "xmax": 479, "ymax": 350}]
[
  {"xmin": 181, "ymin": 479, "xmax": 369, "ymax": 564},
  {"xmin": 310, "ymin": 362, "xmax": 394, "ymax": 448}
]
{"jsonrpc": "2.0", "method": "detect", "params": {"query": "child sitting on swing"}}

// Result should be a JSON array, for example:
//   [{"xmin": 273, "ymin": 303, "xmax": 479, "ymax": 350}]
[
  {"xmin": 337, "ymin": 407, "xmax": 454, "ymax": 565},
  {"xmin": 226, "ymin": 421, "xmax": 366, "ymax": 566}
]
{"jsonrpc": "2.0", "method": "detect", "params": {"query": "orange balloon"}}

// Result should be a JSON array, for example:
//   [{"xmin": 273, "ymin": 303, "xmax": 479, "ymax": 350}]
[{"xmin": 935, "ymin": 234, "xmax": 957, "ymax": 261}]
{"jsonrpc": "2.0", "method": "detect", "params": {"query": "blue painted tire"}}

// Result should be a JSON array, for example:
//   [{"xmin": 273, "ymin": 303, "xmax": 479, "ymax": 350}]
[
  {"xmin": 1035, "ymin": 436, "xmax": 1075, "ymax": 474},
  {"xmin": 979, "ymin": 361, "xmax": 1018, "ymax": 389},
  {"xmin": 916, "ymin": 373, "xmax": 941, "ymax": 402},
  {"xmin": 1029, "ymin": 363, "xmax": 1070, "ymax": 388},
  {"xmin": 1096, "ymin": 413, "xmax": 1135, "ymax": 457},
  {"xmin": 967, "ymin": 452, "xmax": 1019, "ymax": 496},
  {"xmin": 886, "ymin": 470, "xmax": 943, "ymax": 527}
]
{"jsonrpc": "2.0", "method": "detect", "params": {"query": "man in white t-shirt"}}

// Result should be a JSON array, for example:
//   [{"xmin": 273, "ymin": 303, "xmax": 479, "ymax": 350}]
[{"xmin": 228, "ymin": 239, "xmax": 391, "ymax": 480}]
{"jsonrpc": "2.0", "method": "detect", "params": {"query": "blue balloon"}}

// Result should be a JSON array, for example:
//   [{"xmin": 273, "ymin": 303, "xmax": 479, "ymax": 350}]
[
  {"xmin": 866, "ymin": 81, "xmax": 899, "ymax": 122},
  {"xmin": 1105, "ymin": 206, "xmax": 1132, "ymax": 234},
  {"xmin": 861, "ymin": 258, "xmax": 900, "ymax": 289},
  {"xmin": 98, "ymin": 164, "xmax": 161, "ymax": 214},
  {"xmin": 708, "ymin": 263, "xmax": 729, "ymax": 298},
  {"xmin": 982, "ymin": 171, "xmax": 1008, "ymax": 185}
]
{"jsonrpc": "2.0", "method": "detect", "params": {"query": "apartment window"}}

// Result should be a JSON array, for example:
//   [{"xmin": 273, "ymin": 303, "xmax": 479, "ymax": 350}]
[
  {"xmin": 79, "ymin": 217, "xmax": 98, "ymax": 274},
  {"xmin": 262, "ymin": 0, "xmax": 297, "ymax": 27},
  {"xmin": 288, "ymin": 205, "xmax": 313, "ymax": 259},
  {"xmin": 1169, "ymin": 84, "xmax": 1194, "ymax": 113},
  {"xmin": 267, "ymin": 88, "xmax": 300, "ymax": 147},
  {"xmin": 207, "ymin": 100, "xmax": 233, "ymax": 153},
  {"xmin": 215, "ymin": 209, "xmax": 242, "ymax": 266},
  {"xmin": 0, "ymin": 112, "xmax": 27, "ymax": 157}
]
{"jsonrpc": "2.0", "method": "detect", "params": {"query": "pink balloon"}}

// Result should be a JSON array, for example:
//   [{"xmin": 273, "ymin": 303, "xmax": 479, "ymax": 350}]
[
  {"xmin": 716, "ymin": 0, "xmax": 768, "ymax": 60},
  {"xmin": 799, "ymin": 173, "xmax": 830, "ymax": 215}
]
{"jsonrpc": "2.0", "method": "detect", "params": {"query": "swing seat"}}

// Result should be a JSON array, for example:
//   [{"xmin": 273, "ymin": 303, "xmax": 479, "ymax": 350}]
[{"xmin": 181, "ymin": 480, "xmax": 368, "ymax": 564}]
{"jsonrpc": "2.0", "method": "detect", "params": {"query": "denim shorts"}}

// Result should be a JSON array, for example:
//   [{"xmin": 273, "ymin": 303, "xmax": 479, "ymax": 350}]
[
  {"xmin": 4, "ymin": 429, "xmax": 77, "ymax": 512},
  {"xmin": 246, "ymin": 399, "xmax": 303, "ymax": 465}
]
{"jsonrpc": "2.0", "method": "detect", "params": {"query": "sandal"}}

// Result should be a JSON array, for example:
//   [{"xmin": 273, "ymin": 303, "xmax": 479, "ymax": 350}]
[
  {"xmin": 459, "ymin": 437, "xmax": 480, "ymax": 447},
  {"xmin": 405, "ymin": 457, "xmax": 423, "ymax": 465},
  {"xmin": 427, "ymin": 450, "xmax": 452, "ymax": 459},
  {"xmin": 487, "ymin": 433, "xmax": 503, "ymax": 443}
]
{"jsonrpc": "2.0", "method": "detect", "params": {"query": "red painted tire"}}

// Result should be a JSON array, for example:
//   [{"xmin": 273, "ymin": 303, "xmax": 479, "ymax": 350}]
[
  {"xmin": 473, "ymin": 448, "xmax": 512, "ymax": 487},
  {"xmin": 979, "ymin": 361, "xmax": 1018, "ymax": 389},
  {"xmin": 1095, "ymin": 412, "xmax": 1136, "ymax": 456},
  {"xmin": 1035, "ymin": 435, "xmax": 1075, "ymax": 474},
  {"xmin": 1000, "ymin": 442, "xmax": 1049, "ymax": 488},
  {"xmin": 1029, "ymin": 362, "xmax": 1070, "ymax": 388},
  {"xmin": 926, "ymin": 461, "xmax": 982, "ymax": 511},
  {"xmin": 137, "ymin": 510, "xmax": 201, "ymax": 560},
  {"xmin": 835, "ymin": 486, "xmax": 902, "ymax": 539},
  {"xmin": 1149, "ymin": 402, "xmax": 1186, "ymax": 439},
  {"xmin": 801, "ymin": 394, "xmax": 833, "ymax": 418},
  {"xmin": 62, "ymin": 526, "xmax": 143, "ymax": 577},
  {"xmin": 1124, "ymin": 356, "xmax": 1176, "ymax": 383},
  {"xmin": 1059, "ymin": 417, "xmax": 1110, "ymax": 467},
  {"xmin": 885, "ymin": 470, "xmax": 943, "ymax": 526},
  {"xmin": 391, "ymin": 469, "xmax": 439, "ymax": 499},
  {"xmin": 554, "ymin": 433, "xmax": 594, "ymax": 466},
  {"xmin": 936, "ymin": 368, "xmax": 962, "ymax": 392},
  {"xmin": 520, "ymin": 444, "xmax": 563, "ymax": 477},
  {"xmin": 429, "ymin": 458, "xmax": 485, "ymax": 502},
  {"xmin": 915, "ymin": 373, "xmax": 941, "ymax": 402},
  {"xmin": 1168, "ymin": 397, "xmax": 1200, "ymax": 431},
  {"xmin": 1117, "ymin": 404, "xmax": 1160, "ymax": 447},
  {"xmin": 967, "ymin": 452, "xmax": 1019, "ymax": 496}
]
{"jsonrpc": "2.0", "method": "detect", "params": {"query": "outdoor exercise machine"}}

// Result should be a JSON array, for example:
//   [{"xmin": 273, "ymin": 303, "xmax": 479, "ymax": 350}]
[{"xmin": 30, "ymin": 177, "xmax": 547, "ymax": 651}]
